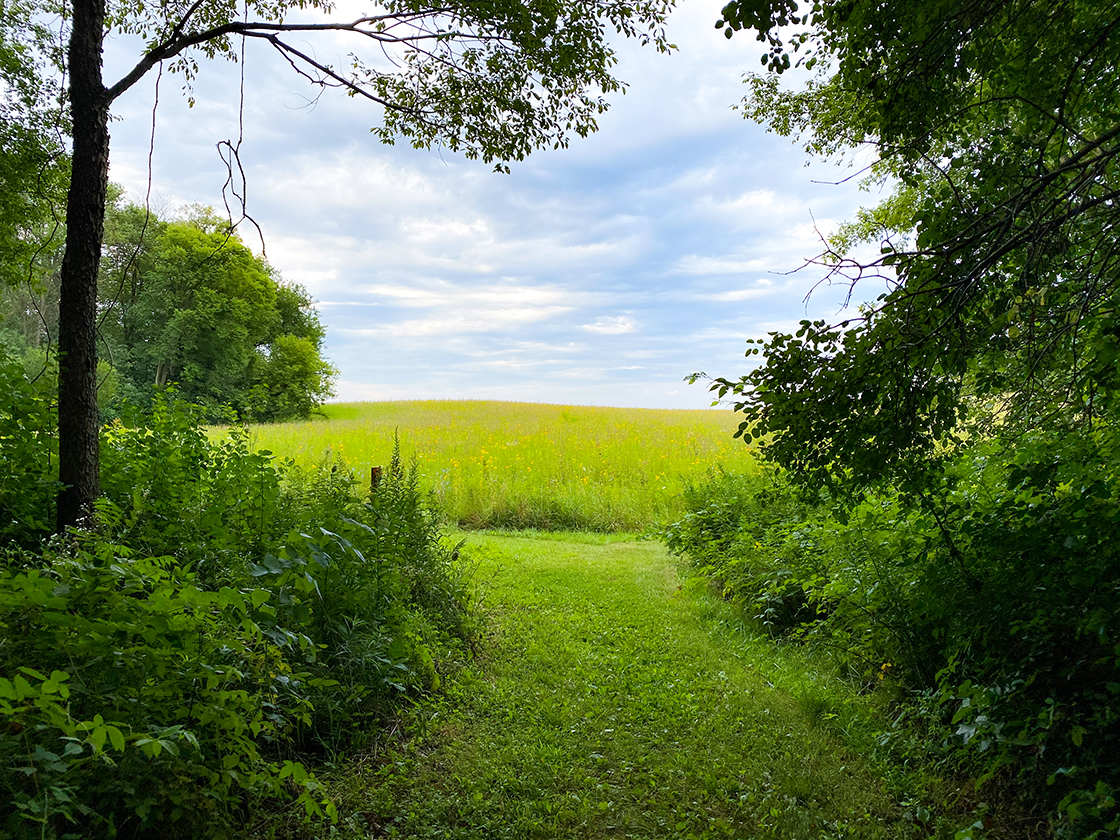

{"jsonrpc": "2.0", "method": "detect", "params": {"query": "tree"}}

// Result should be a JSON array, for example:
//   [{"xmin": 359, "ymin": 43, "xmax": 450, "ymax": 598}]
[
  {"xmin": 255, "ymin": 333, "xmax": 336, "ymax": 421},
  {"xmin": 700, "ymin": 8, "xmax": 1120, "ymax": 829},
  {"xmin": 0, "ymin": 0, "xmax": 68, "ymax": 286},
  {"xmin": 1, "ymin": 192, "xmax": 336, "ymax": 423},
  {"xmin": 708, "ymin": 0, "xmax": 1120, "ymax": 493},
  {"xmin": 97, "ymin": 200, "xmax": 336, "ymax": 419},
  {"xmin": 52, "ymin": 0, "xmax": 674, "ymax": 530}
]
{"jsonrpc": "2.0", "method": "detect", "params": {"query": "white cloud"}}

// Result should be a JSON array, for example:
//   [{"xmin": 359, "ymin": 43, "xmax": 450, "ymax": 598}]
[
  {"xmin": 356, "ymin": 282, "xmax": 572, "ymax": 309},
  {"xmin": 701, "ymin": 288, "xmax": 780, "ymax": 302},
  {"xmin": 341, "ymin": 305, "xmax": 574, "ymax": 337},
  {"xmin": 583, "ymin": 315, "xmax": 636, "ymax": 335},
  {"xmin": 101, "ymin": 0, "xmax": 873, "ymax": 410},
  {"xmin": 670, "ymin": 255, "xmax": 770, "ymax": 276},
  {"xmin": 459, "ymin": 358, "xmax": 566, "ymax": 371}
]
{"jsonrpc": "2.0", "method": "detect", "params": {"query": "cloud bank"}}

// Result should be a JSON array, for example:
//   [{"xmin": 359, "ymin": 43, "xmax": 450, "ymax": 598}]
[{"xmin": 103, "ymin": 2, "xmax": 878, "ymax": 409}]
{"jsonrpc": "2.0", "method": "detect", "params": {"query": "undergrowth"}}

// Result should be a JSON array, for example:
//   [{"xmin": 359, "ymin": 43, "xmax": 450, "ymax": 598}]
[
  {"xmin": 0, "ymin": 370, "xmax": 473, "ymax": 839},
  {"xmin": 663, "ymin": 435, "xmax": 1120, "ymax": 839}
]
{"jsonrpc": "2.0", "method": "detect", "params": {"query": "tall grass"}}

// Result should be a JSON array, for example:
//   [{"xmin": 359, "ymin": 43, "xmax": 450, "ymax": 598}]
[{"xmin": 229, "ymin": 400, "xmax": 756, "ymax": 531}]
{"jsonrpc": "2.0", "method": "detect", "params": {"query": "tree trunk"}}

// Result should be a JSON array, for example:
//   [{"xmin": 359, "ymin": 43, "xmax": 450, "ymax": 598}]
[{"xmin": 57, "ymin": 0, "xmax": 109, "ymax": 532}]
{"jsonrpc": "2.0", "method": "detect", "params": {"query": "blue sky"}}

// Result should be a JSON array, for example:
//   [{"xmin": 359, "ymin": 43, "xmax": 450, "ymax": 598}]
[{"xmin": 103, "ymin": 2, "xmax": 881, "ymax": 409}]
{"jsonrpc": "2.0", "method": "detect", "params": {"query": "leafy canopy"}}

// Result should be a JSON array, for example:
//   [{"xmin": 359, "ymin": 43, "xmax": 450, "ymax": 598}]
[
  {"xmin": 708, "ymin": 0, "xmax": 1120, "ymax": 493},
  {"xmin": 0, "ymin": 0, "xmax": 67, "ymax": 286},
  {"xmin": 97, "ymin": 199, "xmax": 337, "ymax": 421},
  {"xmin": 98, "ymin": 0, "xmax": 675, "ymax": 168}
]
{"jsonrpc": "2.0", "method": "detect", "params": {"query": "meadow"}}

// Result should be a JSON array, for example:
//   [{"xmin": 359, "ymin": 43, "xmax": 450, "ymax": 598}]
[{"xmin": 232, "ymin": 400, "xmax": 755, "ymax": 532}]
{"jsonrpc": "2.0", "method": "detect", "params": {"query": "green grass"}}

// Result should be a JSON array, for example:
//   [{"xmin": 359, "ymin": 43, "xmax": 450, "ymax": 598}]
[
  {"xmin": 228, "ymin": 400, "xmax": 755, "ymax": 531},
  {"xmin": 319, "ymin": 533, "xmax": 924, "ymax": 840}
]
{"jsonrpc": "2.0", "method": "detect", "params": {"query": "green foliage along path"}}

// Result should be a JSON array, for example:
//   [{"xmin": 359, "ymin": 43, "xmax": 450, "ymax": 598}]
[{"xmin": 335, "ymin": 533, "xmax": 916, "ymax": 840}]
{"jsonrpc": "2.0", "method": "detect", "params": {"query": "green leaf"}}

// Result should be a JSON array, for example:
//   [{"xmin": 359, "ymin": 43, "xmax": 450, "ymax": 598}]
[
  {"xmin": 108, "ymin": 725, "xmax": 127, "ymax": 752},
  {"xmin": 249, "ymin": 588, "xmax": 271, "ymax": 608},
  {"xmin": 13, "ymin": 675, "xmax": 33, "ymax": 700}
]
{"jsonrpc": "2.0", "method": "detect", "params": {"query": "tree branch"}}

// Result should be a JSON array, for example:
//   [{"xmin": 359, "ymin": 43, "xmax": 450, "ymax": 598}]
[{"xmin": 106, "ymin": 10, "xmax": 466, "ymax": 103}]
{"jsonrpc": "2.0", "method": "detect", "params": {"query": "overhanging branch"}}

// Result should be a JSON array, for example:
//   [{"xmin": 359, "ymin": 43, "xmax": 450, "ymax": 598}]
[{"xmin": 106, "ymin": 10, "xmax": 464, "ymax": 103}]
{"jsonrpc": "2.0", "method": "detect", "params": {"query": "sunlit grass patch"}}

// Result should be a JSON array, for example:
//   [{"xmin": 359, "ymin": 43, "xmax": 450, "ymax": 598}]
[
  {"xmin": 224, "ymin": 400, "xmax": 756, "ymax": 531},
  {"xmin": 317, "ymin": 534, "xmax": 920, "ymax": 840}
]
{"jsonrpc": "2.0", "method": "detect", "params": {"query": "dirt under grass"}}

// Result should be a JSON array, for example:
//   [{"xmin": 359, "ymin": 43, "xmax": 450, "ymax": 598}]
[{"xmin": 322, "ymin": 533, "xmax": 924, "ymax": 840}]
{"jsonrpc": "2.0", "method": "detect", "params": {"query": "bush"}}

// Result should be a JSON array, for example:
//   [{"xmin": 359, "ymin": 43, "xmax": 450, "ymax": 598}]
[
  {"xmin": 663, "ymin": 467, "xmax": 836, "ymax": 637},
  {"xmin": 664, "ymin": 428, "xmax": 1120, "ymax": 838},
  {"xmin": 0, "ymin": 384, "xmax": 473, "ymax": 837},
  {"xmin": 0, "ymin": 351, "xmax": 58, "ymax": 547},
  {"xmin": 0, "ymin": 541, "xmax": 330, "ymax": 838},
  {"xmin": 254, "ymin": 443, "xmax": 472, "ymax": 751}
]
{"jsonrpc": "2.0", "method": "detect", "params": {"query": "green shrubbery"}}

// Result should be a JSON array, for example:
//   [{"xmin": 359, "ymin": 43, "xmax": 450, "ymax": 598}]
[
  {"xmin": 0, "ymin": 353, "xmax": 58, "ymax": 547},
  {"xmin": 0, "ymin": 362, "xmax": 471, "ymax": 838},
  {"xmin": 665, "ymin": 428, "xmax": 1120, "ymax": 838}
]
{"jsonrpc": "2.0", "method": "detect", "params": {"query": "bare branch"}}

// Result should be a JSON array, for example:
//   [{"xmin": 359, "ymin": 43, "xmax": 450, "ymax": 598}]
[{"xmin": 263, "ymin": 33, "xmax": 408, "ymax": 113}]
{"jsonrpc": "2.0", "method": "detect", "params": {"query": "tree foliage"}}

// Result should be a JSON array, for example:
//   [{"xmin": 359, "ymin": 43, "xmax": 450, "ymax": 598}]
[
  {"xmin": 97, "ymin": 199, "xmax": 336, "ymax": 421},
  {"xmin": 0, "ymin": 0, "xmax": 68, "ymax": 287},
  {"xmin": 693, "ymin": 0, "xmax": 1120, "ymax": 834},
  {"xmin": 710, "ymin": 0, "xmax": 1120, "ymax": 492},
  {"xmin": 1, "ymin": 194, "xmax": 336, "ymax": 422},
  {"xmin": 105, "ymin": 0, "xmax": 674, "ymax": 168}
]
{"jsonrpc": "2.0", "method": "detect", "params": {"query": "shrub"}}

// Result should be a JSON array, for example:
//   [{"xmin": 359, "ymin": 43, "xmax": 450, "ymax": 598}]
[
  {"xmin": 254, "ymin": 446, "xmax": 471, "ymax": 750},
  {"xmin": 663, "ymin": 467, "xmax": 835, "ymax": 637},
  {"xmin": 0, "ymin": 351, "xmax": 58, "ymax": 547},
  {"xmin": 98, "ymin": 394, "xmax": 285, "ymax": 583},
  {"xmin": 664, "ymin": 428, "xmax": 1120, "ymax": 838},
  {"xmin": 0, "ymin": 385, "xmax": 473, "ymax": 837},
  {"xmin": 0, "ymin": 539, "xmax": 331, "ymax": 838}
]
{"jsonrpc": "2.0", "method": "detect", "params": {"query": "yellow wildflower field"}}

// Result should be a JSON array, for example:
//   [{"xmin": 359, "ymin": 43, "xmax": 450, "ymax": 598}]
[{"xmin": 230, "ymin": 400, "xmax": 756, "ymax": 531}]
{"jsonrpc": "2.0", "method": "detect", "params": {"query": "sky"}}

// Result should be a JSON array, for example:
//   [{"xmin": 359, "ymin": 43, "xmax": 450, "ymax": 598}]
[{"xmin": 102, "ymin": 1, "xmax": 882, "ymax": 410}]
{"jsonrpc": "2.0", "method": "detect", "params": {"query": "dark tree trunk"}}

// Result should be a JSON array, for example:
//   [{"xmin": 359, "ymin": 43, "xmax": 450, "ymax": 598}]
[{"xmin": 57, "ymin": 0, "xmax": 110, "ymax": 532}]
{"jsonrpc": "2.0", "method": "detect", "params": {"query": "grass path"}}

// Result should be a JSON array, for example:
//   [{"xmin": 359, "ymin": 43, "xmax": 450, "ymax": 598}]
[{"xmin": 335, "ymin": 533, "xmax": 916, "ymax": 839}]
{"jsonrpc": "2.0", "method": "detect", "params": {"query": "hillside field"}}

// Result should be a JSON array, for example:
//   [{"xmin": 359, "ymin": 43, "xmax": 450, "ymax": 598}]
[{"xmin": 230, "ymin": 400, "xmax": 755, "ymax": 531}]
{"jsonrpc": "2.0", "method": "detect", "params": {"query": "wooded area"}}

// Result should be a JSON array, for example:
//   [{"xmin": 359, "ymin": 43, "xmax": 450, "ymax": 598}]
[
  {"xmin": 2, "ymin": 193, "xmax": 336, "ymax": 424},
  {"xmin": 1, "ymin": 0, "xmax": 1118, "ymax": 835}
]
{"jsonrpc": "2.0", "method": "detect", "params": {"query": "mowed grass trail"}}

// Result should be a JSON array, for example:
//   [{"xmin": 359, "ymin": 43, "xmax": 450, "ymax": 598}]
[
  {"xmin": 334, "ymin": 533, "xmax": 915, "ymax": 840},
  {"xmin": 229, "ymin": 401, "xmax": 752, "ymax": 531}
]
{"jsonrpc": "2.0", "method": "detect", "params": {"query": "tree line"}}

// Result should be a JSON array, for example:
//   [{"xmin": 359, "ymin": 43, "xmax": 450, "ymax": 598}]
[{"xmin": 0, "ymin": 191, "xmax": 336, "ymax": 423}]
